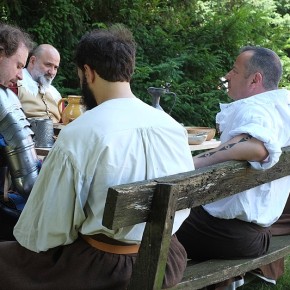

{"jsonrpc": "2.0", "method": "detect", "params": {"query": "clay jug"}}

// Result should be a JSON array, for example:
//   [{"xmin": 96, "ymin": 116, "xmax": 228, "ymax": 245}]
[{"xmin": 58, "ymin": 95, "xmax": 83, "ymax": 125}]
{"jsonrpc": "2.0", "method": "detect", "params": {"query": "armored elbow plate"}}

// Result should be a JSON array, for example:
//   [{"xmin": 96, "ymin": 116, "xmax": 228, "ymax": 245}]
[{"xmin": 0, "ymin": 90, "xmax": 39, "ymax": 199}]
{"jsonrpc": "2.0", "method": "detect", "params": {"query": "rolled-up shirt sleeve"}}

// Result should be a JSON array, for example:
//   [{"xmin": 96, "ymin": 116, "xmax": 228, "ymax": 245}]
[{"xmin": 227, "ymin": 103, "xmax": 282, "ymax": 170}]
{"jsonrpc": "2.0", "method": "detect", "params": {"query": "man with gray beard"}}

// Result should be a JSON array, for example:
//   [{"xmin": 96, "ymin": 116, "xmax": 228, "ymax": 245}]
[{"xmin": 17, "ymin": 44, "xmax": 62, "ymax": 123}]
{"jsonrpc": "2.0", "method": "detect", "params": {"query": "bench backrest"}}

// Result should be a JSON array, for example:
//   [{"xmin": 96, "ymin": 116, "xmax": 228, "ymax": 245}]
[{"xmin": 102, "ymin": 146, "xmax": 290, "ymax": 290}]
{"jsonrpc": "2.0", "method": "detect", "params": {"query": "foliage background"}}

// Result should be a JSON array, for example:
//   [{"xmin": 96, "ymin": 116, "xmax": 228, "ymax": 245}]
[{"xmin": 1, "ymin": 0, "xmax": 290, "ymax": 127}]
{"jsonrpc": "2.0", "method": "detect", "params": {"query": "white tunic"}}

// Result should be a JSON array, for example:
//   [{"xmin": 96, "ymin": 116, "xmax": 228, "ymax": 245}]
[
  {"xmin": 14, "ymin": 97, "xmax": 194, "ymax": 252},
  {"xmin": 203, "ymin": 89, "xmax": 290, "ymax": 227}
]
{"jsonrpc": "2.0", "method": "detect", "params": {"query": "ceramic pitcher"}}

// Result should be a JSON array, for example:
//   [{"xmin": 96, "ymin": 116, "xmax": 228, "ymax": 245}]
[{"xmin": 58, "ymin": 95, "xmax": 83, "ymax": 125}]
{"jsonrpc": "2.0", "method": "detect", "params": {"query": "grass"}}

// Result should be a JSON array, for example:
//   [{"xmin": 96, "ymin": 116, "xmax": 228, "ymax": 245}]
[{"xmin": 240, "ymin": 256, "xmax": 290, "ymax": 289}]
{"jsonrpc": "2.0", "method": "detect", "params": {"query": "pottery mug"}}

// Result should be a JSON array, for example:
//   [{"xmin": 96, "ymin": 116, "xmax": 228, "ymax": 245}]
[{"xmin": 28, "ymin": 118, "xmax": 54, "ymax": 148}]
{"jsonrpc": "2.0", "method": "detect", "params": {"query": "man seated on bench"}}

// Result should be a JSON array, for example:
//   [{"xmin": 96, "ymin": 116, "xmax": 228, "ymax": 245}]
[
  {"xmin": 0, "ymin": 24, "xmax": 194, "ymax": 289},
  {"xmin": 176, "ymin": 46, "xmax": 290, "ymax": 289}
]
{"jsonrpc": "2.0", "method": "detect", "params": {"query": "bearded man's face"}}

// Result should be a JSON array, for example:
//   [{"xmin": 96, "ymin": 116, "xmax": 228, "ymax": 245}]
[{"xmin": 81, "ymin": 77, "xmax": 98, "ymax": 110}]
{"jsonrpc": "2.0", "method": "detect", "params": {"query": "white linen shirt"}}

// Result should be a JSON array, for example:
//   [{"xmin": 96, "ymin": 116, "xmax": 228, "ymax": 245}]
[
  {"xmin": 14, "ymin": 97, "xmax": 194, "ymax": 252},
  {"xmin": 203, "ymin": 89, "xmax": 290, "ymax": 227}
]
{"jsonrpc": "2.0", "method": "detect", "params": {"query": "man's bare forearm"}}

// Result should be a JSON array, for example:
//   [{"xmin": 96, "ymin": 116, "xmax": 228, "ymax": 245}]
[{"xmin": 193, "ymin": 134, "xmax": 268, "ymax": 169}]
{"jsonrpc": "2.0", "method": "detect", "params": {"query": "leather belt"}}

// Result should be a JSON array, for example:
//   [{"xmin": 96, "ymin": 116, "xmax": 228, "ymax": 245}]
[{"xmin": 81, "ymin": 234, "xmax": 140, "ymax": 255}]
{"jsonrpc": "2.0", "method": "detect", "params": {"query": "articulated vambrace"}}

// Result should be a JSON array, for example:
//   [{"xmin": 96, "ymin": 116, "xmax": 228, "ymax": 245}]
[{"xmin": 0, "ymin": 88, "xmax": 39, "ymax": 199}]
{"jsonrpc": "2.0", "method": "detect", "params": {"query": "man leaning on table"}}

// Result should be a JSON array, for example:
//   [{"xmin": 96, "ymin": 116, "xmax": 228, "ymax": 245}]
[
  {"xmin": 0, "ymin": 24, "xmax": 38, "ymax": 240},
  {"xmin": 0, "ymin": 24, "xmax": 194, "ymax": 289},
  {"xmin": 16, "ymin": 43, "xmax": 62, "ymax": 123},
  {"xmin": 176, "ymin": 46, "xmax": 290, "ymax": 289}
]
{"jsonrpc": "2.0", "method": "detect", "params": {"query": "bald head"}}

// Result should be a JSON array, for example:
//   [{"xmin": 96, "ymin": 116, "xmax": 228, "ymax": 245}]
[
  {"xmin": 27, "ymin": 44, "xmax": 60, "ymax": 87},
  {"xmin": 31, "ymin": 44, "xmax": 60, "ymax": 59}
]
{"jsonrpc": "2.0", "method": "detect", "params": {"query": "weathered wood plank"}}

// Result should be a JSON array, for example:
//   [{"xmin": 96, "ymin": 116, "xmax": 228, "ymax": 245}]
[
  {"xmin": 128, "ymin": 184, "xmax": 179, "ymax": 290},
  {"xmin": 103, "ymin": 180, "xmax": 157, "ymax": 229},
  {"xmin": 171, "ymin": 235, "xmax": 290, "ymax": 289},
  {"xmin": 103, "ymin": 146, "xmax": 290, "ymax": 230},
  {"xmin": 101, "ymin": 146, "xmax": 290, "ymax": 290}
]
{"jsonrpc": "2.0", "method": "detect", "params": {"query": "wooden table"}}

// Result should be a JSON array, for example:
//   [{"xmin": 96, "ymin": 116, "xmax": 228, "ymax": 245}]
[
  {"xmin": 53, "ymin": 123, "xmax": 66, "ymax": 130},
  {"xmin": 35, "ymin": 147, "xmax": 50, "ymax": 159},
  {"xmin": 36, "ymin": 138, "xmax": 221, "ymax": 157},
  {"xmin": 189, "ymin": 139, "xmax": 220, "ymax": 152}
]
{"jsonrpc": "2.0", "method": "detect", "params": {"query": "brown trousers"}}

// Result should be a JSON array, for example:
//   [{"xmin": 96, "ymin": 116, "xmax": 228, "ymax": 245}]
[
  {"xmin": 252, "ymin": 194, "xmax": 290, "ymax": 282},
  {"xmin": 176, "ymin": 206, "xmax": 272, "ymax": 290},
  {"xmin": 177, "ymin": 195, "xmax": 290, "ymax": 289},
  {"xmin": 0, "ymin": 234, "xmax": 186, "ymax": 290},
  {"xmin": 176, "ymin": 206, "xmax": 271, "ymax": 261}
]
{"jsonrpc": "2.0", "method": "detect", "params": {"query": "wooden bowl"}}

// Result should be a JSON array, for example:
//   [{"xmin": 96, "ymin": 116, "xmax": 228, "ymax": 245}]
[
  {"xmin": 188, "ymin": 133, "xmax": 207, "ymax": 145},
  {"xmin": 185, "ymin": 127, "xmax": 216, "ymax": 141}
]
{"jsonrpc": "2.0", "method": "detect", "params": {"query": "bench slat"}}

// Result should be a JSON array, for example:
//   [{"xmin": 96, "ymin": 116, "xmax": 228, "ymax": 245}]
[
  {"xmin": 103, "ymin": 146, "xmax": 290, "ymax": 230},
  {"xmin": 171, "ymin": 235, "xmax": 290, "ymax": 289}
]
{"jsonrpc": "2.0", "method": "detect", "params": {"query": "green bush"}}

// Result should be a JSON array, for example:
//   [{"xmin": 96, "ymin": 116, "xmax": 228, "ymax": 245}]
[{"xmin": 1, "ymin": 0, "xmax": 290, "ymax": 127}]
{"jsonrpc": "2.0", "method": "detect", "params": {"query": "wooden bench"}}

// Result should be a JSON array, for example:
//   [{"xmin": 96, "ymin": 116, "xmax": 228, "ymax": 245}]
[{"xmin": 103, "ymin": 146, "xmax": 290, "ymax": 290}]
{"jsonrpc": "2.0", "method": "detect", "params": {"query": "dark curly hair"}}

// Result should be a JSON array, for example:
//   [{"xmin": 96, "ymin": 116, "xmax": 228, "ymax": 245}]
[
  {"xmin": 0, "ymin": 23, "xmax": 34, "ymax": 57},
  {"xmin": 74, "ymin": 24, "xmax": 136, "ymax": 82}
]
